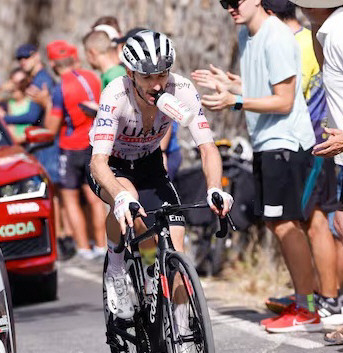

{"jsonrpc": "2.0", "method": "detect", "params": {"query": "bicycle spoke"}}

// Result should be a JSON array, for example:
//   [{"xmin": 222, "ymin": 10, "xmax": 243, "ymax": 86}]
[{"xmin": 165, "ymin": 252, "xmax": 215, "ymax": 353}]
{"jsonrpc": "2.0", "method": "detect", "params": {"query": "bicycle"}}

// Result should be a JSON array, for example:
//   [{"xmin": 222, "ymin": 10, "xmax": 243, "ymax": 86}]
[{"xmin": 104, "ymin": 193, "xmax": 232, "ymax": 353}]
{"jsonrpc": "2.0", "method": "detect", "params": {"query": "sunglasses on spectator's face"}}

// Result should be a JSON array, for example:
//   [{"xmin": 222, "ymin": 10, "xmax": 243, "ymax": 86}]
[{"xmin": 219, "ymin": 0, "xmax": 243, "ymax": 9}]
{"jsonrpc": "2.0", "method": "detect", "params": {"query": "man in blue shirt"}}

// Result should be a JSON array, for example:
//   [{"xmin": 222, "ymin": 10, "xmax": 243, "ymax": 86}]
[
  {"xmin": 3, "ymin": 44, "xmax": 54, "ymax": 126},
  {"xmin": 192, "ymin": 0, "xmax": 321, "ymax": 333},
  {"xmin": 6, "ymin": 44, "xmax": 60, "ymax": 185}
]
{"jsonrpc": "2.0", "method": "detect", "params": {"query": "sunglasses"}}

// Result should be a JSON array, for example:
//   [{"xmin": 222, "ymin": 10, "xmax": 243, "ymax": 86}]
[{"xmin": 219, "ymin": 0, "xmax": 243, "ymax": 10}]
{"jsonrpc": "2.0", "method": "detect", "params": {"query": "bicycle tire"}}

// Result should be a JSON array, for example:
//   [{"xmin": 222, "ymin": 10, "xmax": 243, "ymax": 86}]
[
  {"xmin": 164, "ymin": 251, "xmax": 215, "ymax": 353},
  {"xmin": 103, "ymin": 253, "xmax": 152, "ymax": 353}
]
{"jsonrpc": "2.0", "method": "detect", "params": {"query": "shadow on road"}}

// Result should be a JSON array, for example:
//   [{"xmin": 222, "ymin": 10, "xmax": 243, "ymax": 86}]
[{"xmin": 14, "ymin": 303, "xmax": 101, "ymax": 322}]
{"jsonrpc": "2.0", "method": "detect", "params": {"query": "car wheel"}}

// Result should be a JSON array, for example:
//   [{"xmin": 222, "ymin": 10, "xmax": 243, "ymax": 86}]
[
  {"xmin": 39, "ymin": 270, "xmax": 58, "ymax": 302},
  {"xmin": 11, "ymin": 270, "xmax": 57, "ymax": 304}
]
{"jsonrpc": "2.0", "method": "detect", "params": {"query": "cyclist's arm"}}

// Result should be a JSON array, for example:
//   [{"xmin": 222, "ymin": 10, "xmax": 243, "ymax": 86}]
[
  {"xmin": 90, "ymin": 153, "xmax": 127, "ymax": 203},
  {"xmin": 90, "ymin": 150, "xmax": 147, "ymax": 234},
  {"xmin": 90, "ymin": 84, "xmax": 125, "ymax": 201},
  {"xmin": 198, "ymin": 142, "xmax": 222, "ymax": 190},
  {"xmin": 89, "ymin": 81, "xmax": 147, "ymax": 231},
  {"xmin": 182, "ymin": 79, "xmax": 231, "ymax": 216}
]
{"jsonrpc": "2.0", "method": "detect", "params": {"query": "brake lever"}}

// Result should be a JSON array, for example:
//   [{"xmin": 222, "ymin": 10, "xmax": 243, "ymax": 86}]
[
  {"xmin": 129, "ymin": 202, "xmax": 140, "ymax": 219},
  {"xmin": 113, "ymin": 202, "xmax": 141, "ymax": 253},
  {"xmin": 212, "ymin": 192, "xmax": 237, "ymax": 235}
]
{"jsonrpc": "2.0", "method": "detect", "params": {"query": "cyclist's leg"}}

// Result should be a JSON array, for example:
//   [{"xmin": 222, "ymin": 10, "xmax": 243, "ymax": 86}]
[
  {"xmin": 101, "ymin": 177, "xmax": 138, "ymax": 261},
  {"xmin": 97, "ymin": 178, "xmax": 139, "ymax": 319},
  {"xmin": 170, "ymin": 226, "xmax": 185, "ymax": 251}
]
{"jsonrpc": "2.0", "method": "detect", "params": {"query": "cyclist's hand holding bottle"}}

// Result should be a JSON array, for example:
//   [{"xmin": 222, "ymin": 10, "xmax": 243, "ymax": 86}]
[
  {"xmin": 114, "ymin": 191, "xmax": 147, "ymax": 234},
  {"xmin": 206, "ymin": 187, "xmax": 234, "ymax": 217}
]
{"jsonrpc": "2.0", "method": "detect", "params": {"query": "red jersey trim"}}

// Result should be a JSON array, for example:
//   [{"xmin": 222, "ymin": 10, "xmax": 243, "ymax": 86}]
[
  {"xmin": 94, "ymin": 134, "xmax": 114, "ymax": 141},
  {"xmin": 198, "ymin": 122, "xmax": 210, "ymax": 129}
]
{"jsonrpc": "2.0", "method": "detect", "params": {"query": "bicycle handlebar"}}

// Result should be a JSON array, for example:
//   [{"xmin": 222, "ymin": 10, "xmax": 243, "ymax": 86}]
[
  {"xmin": 212, "ymin": 192, "xmax": 237, "ymax": 233},
  {"xmin": 113, "ymin": 193, "xmax": 236, "ymax": 253}
]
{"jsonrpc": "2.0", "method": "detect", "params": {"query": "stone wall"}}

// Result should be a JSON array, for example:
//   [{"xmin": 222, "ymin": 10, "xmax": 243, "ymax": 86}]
[{"xmin": 0, "ymin": 0, "xmax": 246, "ymax": 144}]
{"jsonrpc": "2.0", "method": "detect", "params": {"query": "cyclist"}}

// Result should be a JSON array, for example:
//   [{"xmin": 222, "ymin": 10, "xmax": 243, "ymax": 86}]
[{"xmin": 86, "ymin": 30, "xmax": 234, "ymax": 320}]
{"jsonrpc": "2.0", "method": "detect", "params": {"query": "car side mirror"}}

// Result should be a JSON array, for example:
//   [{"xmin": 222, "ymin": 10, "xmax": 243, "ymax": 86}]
[{"xmin": 25, "ymin": 126, "xmax": 54, "ymax": 153}]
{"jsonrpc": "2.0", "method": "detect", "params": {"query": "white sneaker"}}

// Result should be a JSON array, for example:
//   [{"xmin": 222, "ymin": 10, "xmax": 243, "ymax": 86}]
[
  {"xmin": 77, "ymin": 248, "xmax": 97, "ymax": 260},
  {"xmin": 105, "ymin": 273, "xmax": 134, "ymax": 319}
]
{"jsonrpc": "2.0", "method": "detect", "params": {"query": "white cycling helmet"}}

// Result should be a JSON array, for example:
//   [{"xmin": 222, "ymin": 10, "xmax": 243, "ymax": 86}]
[{"xmin": 120, "ymin": 30, "xmax": 175, "ymax": 75}]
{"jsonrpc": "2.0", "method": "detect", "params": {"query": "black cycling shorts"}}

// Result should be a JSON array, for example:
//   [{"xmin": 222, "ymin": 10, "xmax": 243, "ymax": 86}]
[{"xmin": 85, "ymin": 147, "xmax": 185, "ymax": 227}]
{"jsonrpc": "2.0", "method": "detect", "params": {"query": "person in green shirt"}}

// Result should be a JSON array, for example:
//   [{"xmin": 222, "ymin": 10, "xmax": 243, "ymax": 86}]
[
  {"xmin": 2, "ymin": 68, "xmax": 31, "ymax": 143},
  {"xmin": 83, "ymin": 24, "xmax": 126, "ymax": 90}
]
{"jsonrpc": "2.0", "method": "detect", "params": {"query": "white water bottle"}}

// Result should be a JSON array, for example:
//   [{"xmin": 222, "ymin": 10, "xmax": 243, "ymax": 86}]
[{"xmin": 154, "ymin": 91, "xmax": 195, "ymax": 127}]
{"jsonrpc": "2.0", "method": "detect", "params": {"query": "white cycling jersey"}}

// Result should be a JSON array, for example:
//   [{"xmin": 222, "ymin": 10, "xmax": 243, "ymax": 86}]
[{"xmin": 89, "ymin": 73, "xmax": 213, "ymax": 160}]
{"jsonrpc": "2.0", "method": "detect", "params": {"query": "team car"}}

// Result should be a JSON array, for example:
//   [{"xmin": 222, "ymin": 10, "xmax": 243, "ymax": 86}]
[{"xmin": 0, "ymin": 121, "xmax": 57, "ymax": 302}]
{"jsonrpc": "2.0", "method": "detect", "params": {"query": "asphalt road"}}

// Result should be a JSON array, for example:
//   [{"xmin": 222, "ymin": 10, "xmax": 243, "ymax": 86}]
[{"xmin": 13, "ymin": 259, "xmax": 343, "ymax": 353}]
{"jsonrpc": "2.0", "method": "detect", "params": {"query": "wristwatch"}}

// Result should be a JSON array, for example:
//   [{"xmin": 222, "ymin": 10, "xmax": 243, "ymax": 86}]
[{"xmin": 230, "ymin": 95, "xmax": 243, "ymax": 111}]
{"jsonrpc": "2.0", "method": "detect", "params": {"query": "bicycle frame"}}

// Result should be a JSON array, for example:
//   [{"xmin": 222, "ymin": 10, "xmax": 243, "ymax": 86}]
[
  {"xmin": 127, "ymin": 208, "xmax": 181, "ymax": 350},
  {"xmin": 109, "ymin": 198, "xmax": 232, "ymax": 352}
]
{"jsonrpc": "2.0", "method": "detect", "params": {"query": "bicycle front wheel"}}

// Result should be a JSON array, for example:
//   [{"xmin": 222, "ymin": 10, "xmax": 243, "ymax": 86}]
[{"xmin": 164, "ymin": 251, "xmax": 215, "ymax": 353}]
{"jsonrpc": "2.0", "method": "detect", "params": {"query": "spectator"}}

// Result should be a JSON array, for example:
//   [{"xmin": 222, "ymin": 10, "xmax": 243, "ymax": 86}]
[
  {"xmin": 43, "ymin": 40, "xmax": 107, "ymax": 261},
  {"xmin": 8, "ymin": 44, "xmax": 60, "ymax": 182},
  {"xmin": 263, "ymin": 0, "xmax": 343, "ymax": 325},
  {"xmin": 160, "ymin": 121, "xmax": 182, "ymax": 182},
  {"xmin": 4, "ymin": 44, "xmax": 54, "ymax": 125},
  {"xmin": 291, "ymin": 0, "xmax": 343, "ymax": 162},
  {"xmin": 83, "ymin": 26, "xmax": 126, "ymax": 90},
  {"xmin": 289, "ymin": 0, "xmax": 343, "ymax": 343},
  {"xmin": 0, "ymin": 68, "xmax": 31, "ymax": 144},
  {"xmin": 192, "ymin": 0, "xmax": 321, "ymax": 333},
  {"xmin": 91, "ymin": 16, "xmax": 123, "ymax": 35}
]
